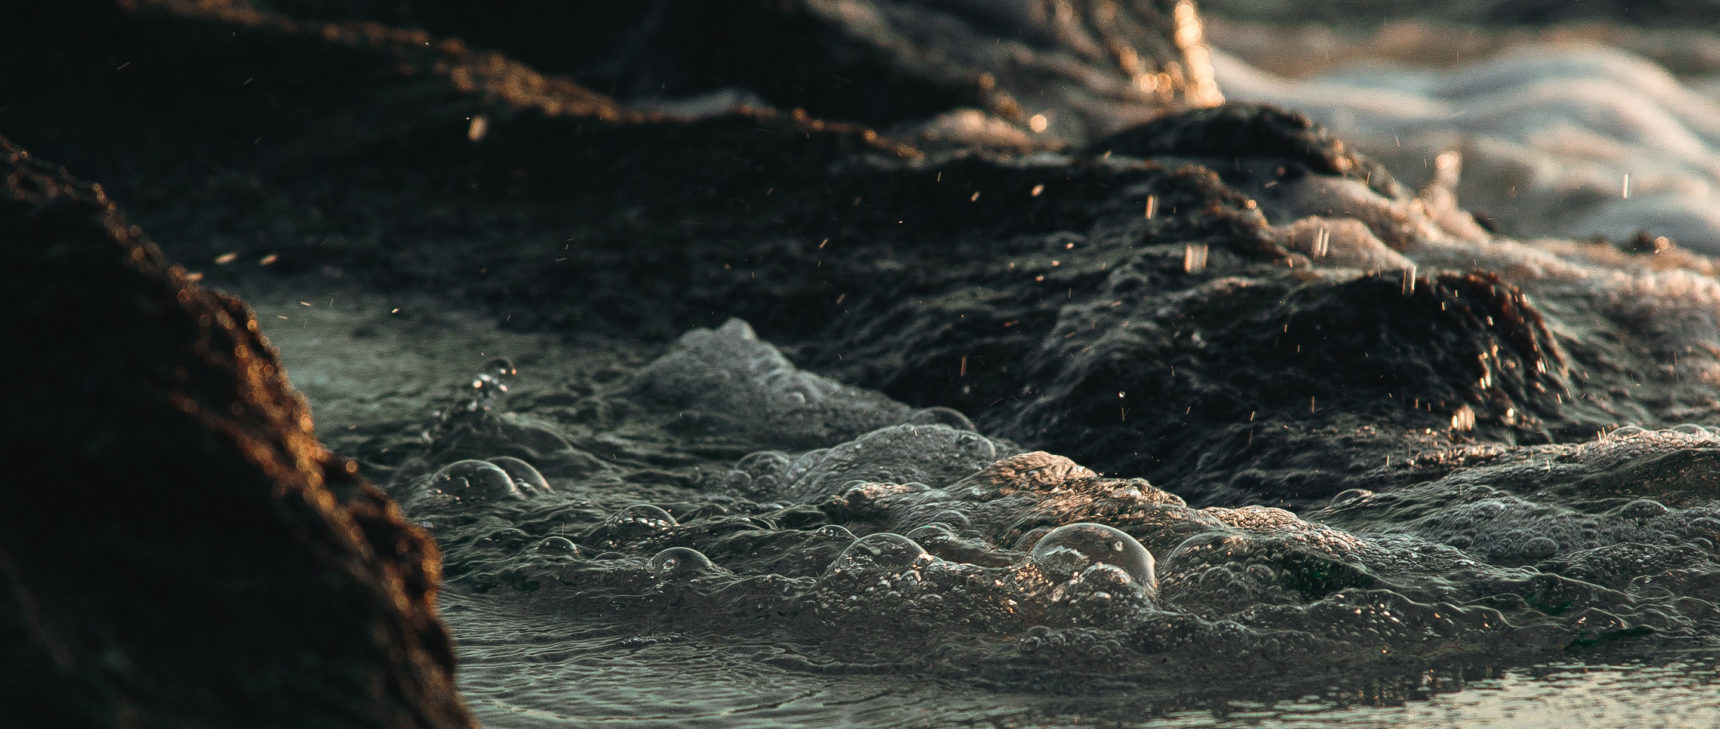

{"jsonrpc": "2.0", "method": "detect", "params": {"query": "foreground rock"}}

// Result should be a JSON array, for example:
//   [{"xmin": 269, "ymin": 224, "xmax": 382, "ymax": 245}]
[{"xmin": 0, "ymin": 139, "xmax": 474, "ymax": 728}]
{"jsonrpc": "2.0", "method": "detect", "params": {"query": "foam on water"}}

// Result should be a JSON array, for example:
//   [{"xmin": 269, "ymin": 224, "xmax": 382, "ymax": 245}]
[
  {"xmin": 378, "ymin": 316, "xmax": 1720, "ymax": 697},
  {"xmin": 256, "ymin": 275, "xmax": 1720, "ymax": 726},
  {"xmin": 627, "ymin": 319, "xmax": 979, "ymax": 450},
  {"xmin": 1212, "ymin": 42, "xmax": 1720, "ymax": 251}
]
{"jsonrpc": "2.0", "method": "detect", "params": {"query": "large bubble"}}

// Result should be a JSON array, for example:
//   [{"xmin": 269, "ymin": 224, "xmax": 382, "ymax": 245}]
[
  {"xmin": 1029, "ymin": 523, "xmax": 1157, "ymax": 594},
  {"xmin": 648, "ymin": 547, "xmax": 722, "ymax": 579},
  {"xmin": 488, "ymin": 455, "xmax": 553, "ymax": 496},
  {"xmin": 823, "ymin": 533, "xmax": 933, "ymax": 578},
  {"xmin": 426, "ymin": 459, "xmax": 522, "ymax": 503}
]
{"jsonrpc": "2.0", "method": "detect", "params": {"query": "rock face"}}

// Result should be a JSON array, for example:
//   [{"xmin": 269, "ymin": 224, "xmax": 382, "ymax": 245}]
[
  {"xmin": 0, "ymin": 139, "xmax": 474, "ymax": 728},
  {"xmin": 193, "ymin": 0, "xmax": 1223, "ymax": 135}
]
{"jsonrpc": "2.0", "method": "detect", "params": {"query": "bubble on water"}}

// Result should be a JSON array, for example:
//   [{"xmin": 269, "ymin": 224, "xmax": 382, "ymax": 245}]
[
  {"xmin": 811, "ymin": 524, "xmax": 858, "ymax": 541},
  {"xmin": 1330, "ymin": 488, "xmax": 1373, "ymax": 507},
  {"xmin": 627, "ymin": 319, "xmax": 945, "ymax": 449},
  {"xmin": 904, "ymin": 523, "xmax": 957, "ymax": 544},
  {"xmin": 1046, "ymin": 562, "xmax": 1154, "ymax": 618},
  {"xmin": 607, "ymin": 504, "xmax": 678, "ymax": 529},
  {"xmin": 823, "ymin": 533, "xmax": 932, "ymax": 578},
  {"xmin": 488, "ymin": 455, "xmax": 552, "ymax": 496},
  {"xmin": 585, "ymin": 504, "xmax": 680, "ymax": 548},
  {"xmin": 1619, "ymin": 498, "xmax": 1669, "ymax": 519},
  {"xmin": 535, "ymin": 536, "xmax": 581, "ymax": 556},
  {"xmin": 1690, "ymin": 516, "xmax": 1720, "ymax": 541},
  {"xmin": 648, "ymin": 547, "xmax": 721, "ymax": 579},
  {"xmin": 729, "ymin": 450, "xmax": 793, "ymax": 495},
  {"xmin": 426, "ymin": 459, "xmax": 522, "ymax": 503},
  {"xmin": 1014, "ymin": 526, "xmax": 1054, "ymax": 552},
  {"xmin": 1519, "ymin": 535, "xmax": 1560, "ymax": 560},
  {"xmin": 912, "ymin": 406, "xmax": 977, "ymax": 431},
  {"xmin": 1610, "ymin": 425, "xmax": 1647, "ymax": 439},
  {"xmin": 778, "ymin": 424, "xmax": 1008, "ymax": 502},
  {"xmin": 926, "ymin": 509, "xmax": 973, "ymax": 531},
  {"xmin": 1029, "ymin": 523, "xmax": 1157, "ymax": 593}
]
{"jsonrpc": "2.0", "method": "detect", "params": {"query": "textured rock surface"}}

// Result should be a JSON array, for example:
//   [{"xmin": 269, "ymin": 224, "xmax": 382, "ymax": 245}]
[
  {"xmin": 173, "ymin": 0, "xmax": 1223, "ymax": 137},
  {"xmin": 0, "ymin": 138, "xmax": 474, "ymax": 728}
]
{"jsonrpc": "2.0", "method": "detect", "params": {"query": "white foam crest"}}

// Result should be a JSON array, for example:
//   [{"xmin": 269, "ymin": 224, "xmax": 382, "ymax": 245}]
[
  {"xmin": 777, "ymin": 423, "xmax": 1007, "ymax": 503},
  {"xmin": 629, "ymin": 318, "xmax": 971, "ymax": 448},
  {"xmin": 1213, "ymin": 42, "xmax": 1720, "ymax": 251}
]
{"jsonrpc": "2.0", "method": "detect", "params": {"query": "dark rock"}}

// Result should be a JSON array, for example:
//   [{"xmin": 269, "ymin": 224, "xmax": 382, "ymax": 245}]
[
  {"xmin": 187, "ymin": 0, "xmax": 1223, "ymax": 135},
  {"xmin": 0, "ymin": 138, "xmax": 474, "ymax": 728},
  {"xmin": 1089, "ymin": 103, "xmax": 1409, "ymax": 199}
]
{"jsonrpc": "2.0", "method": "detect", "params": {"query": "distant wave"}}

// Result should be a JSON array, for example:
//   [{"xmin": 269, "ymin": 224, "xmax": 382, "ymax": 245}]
[{"xmin": 1214, "ymin": 42, "xmax": 1720, "ymax": 252}]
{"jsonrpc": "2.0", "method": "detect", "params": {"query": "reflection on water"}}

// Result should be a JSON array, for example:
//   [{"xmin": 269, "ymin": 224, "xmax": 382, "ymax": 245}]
[{"xmin": 446, "ymin": 590, "xmax": 1720, "ymax": 729}]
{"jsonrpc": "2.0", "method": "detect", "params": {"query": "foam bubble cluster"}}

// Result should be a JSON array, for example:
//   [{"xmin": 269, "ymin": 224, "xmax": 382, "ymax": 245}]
[{"xmin": 393, "ymin": 319, "xmax": 1720, "ymax": 685}]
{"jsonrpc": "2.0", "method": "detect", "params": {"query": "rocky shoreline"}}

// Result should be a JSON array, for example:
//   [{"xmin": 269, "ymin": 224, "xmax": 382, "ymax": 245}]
[{"xmin": 6, "ymin": 1, "xmax": 1720, "ymax": 726}]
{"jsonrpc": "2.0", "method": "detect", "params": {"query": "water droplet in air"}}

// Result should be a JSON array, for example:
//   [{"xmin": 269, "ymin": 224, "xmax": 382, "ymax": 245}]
[{"xmin": 466, "ymin": 357, "xmax": 517, "ymax": 412}]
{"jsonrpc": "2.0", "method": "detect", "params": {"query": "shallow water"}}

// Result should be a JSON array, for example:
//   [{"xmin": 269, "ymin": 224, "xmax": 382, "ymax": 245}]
[
  {"xmin": 257, "ymin": 287, "xmax": 1720, "ymax": 729},
  {"xmin": 445, "ymin": 589, "xmax": 1720, "ymax": 729}
]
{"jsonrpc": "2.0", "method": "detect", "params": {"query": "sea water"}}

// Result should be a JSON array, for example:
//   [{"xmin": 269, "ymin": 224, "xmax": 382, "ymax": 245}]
[
  {"xmin": 253, "ymin": 34, "xmax": 1720, "ymax": 729},
  {"xmin": 256, "ymin": 289, "xmax": 1717, "ymax": 728}
]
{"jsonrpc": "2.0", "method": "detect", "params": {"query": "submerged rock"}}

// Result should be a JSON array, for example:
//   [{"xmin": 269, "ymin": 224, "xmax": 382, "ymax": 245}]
[{"xmin": 0, "ymin": 139, "xmax": 474, "ymax": 728}]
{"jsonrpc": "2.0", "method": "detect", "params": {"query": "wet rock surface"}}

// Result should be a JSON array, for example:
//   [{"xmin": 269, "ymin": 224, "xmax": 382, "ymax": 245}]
[
  {"xmin": 0, "ymin": 141, "xmax": 474, "ymax": 727},
  {"xmin": 6, "ymin": 0, "xmax": 1720, "ymax": 724},
  {"xmin": 195, "ymin": 0, "xmax": 1223, "ymax": 137}
]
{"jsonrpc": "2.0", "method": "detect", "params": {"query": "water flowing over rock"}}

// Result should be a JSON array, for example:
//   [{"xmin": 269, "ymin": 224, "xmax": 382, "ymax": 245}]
[{"xmin": 8, "ymin": 0, "xmax": 1720, "ymax": 726}]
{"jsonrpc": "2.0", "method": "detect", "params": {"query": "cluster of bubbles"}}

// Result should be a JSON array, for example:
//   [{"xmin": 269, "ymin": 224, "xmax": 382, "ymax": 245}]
[
  {"xmin": 394, "ymin": 327, "xmax": 1720, "ymax": 680},
  {"xmin": 404, "ymin": 454, "xmax": 551, "ymax": 511}
]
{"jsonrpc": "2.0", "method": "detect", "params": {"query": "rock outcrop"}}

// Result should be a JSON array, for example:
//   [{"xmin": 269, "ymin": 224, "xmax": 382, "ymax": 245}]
[{"xmin": 0, "ymin": 138, "xmax": 474, "ymax": 729}]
